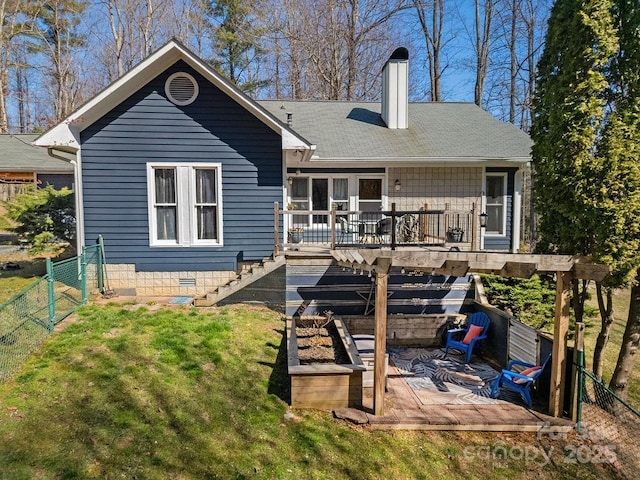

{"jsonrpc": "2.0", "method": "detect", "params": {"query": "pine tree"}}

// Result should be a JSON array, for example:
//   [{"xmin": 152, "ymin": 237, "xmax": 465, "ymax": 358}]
[
  {"xmin": 531, "ymin": 0, "xmax": 617, "ymax": 323},
  {"xmin": 602, "ymin": 0, "xmax": 640, "ymax": 399},
  {"xmin": 532, "ymin": 0, "xmax": 616, "ymax": 256},
  {"xmin": 34, "ymin": 0, "xmax": 87, "ymax": 122},
  {"xmin": 210, "ymin": 0, "xmax": 267, "ymax": 95}
]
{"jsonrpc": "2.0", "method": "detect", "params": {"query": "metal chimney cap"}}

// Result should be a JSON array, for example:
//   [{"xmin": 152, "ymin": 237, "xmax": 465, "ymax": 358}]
[{"xmin": 389, "ymin": 47, "xmax": 409, "ymax": 61}]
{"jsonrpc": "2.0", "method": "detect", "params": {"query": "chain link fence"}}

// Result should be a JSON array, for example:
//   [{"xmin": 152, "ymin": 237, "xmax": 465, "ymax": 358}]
[
  {"xmin": 0, "ymin": 244, "xmax": 102, "ymax": 381},
  {"xmin": 578, "ymin": 365, "xmax": 640, "ymax": 480}
]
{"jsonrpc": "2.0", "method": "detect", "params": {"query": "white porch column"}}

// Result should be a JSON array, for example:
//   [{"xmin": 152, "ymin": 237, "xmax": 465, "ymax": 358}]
[{"xmin": 512, "ymin": 168, "xmax": 523, "ymax": 253}]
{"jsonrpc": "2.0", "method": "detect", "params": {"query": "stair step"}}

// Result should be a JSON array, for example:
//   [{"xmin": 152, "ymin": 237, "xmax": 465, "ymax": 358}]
[
  {"xmin": 194, "ymin": 297, "xmax": 215, "ymax": 307},
  {"xmin": 195, "ymin": 256, "xmax": 286, "ymax": 307}
]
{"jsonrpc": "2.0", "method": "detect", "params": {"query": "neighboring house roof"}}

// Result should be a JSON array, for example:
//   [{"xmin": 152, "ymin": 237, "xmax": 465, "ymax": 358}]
[
  {"xmin": 259, "ymin": 101, "xmax": 532, "ymax": 162},
  {"xmin": 0, "ymin": 134, "xmax": 73, "ymax": 173},
  {"xmin": 33, "ymin": 39, "xmax": 314, "ymax": 157}
]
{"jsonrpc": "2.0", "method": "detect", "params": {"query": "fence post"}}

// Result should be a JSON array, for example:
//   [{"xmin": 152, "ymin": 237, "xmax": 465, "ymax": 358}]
[
  {"xmin": 390, "ymin": 203, "xmax": 397, "ymax": 250},
  {"xmin": 97, "ymin": 242, "xmax": 104, "ymax": 293},
  {"xmin": 330, "ymin": 203, "xmax": 336, "ymax": 250},
  {"xmin": 46, "ymin": 258, "xmax": 55, "ymax": 331},
  {"xmin": 80, "ymin": 246, "xmax": 88, "ymax": 305},
  {"xmin": 571, "ymin": 321, "xmax": 585, "ymax": 423},
  {"xmin": 471, "ymin": 202, "xmax": 477, "ymax": 250},
  {"xmin": 576, "ymin": 348, "xmax": 584, "ymax": 429}
]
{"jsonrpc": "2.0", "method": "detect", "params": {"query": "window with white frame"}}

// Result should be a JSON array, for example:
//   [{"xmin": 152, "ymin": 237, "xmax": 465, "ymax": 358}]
[
  {"xmin": 485, "ymin": 174, "xmax": 506, "ymax": 235},
  {"xmin": 288, "ymin": 175, "xmax": 351, "ymax": 226},
  {"xmin": 358, "ymin": 178, "xmax": 383, "ymax": 216},
  {"xmin": 147, "ymin": 163, "xmax": 222, "ymax": 246}
]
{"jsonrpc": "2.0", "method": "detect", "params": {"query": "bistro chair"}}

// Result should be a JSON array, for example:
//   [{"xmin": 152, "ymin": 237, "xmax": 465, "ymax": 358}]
[{"xmin": 337, "ymin": 216, "xmax": 357, "ymax": 244}]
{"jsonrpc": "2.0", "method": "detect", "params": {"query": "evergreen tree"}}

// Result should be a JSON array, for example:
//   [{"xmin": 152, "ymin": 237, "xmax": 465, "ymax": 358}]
[
  {"xmin": 602, "ymin": 0, "xmax": 640, "ymax": 398},
  {"xmin": 531, "ymin": 0, "xmax": 617, "ymax": 322},
  {"xmin": 210, "ymin": 0, "xmax": 267, "ymax": 95},
  {"xmin": 33, "ymin": 0, "xmax": 87, "ymax": 122}
]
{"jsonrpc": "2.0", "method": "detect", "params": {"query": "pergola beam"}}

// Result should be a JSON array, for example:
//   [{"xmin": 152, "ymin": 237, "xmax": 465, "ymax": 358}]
[{"xmin": 330, "ymin": 249, "xmax": 609, "ymax": 281}]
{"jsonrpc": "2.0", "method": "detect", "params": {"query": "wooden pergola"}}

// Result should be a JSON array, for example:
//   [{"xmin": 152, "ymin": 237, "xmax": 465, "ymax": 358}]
[{"xmin": 331, "ymin": 249, "xmax": 610, "ymax": 417}]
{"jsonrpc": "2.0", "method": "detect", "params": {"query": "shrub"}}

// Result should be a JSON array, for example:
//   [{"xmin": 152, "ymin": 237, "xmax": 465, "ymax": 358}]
[
  {"xmin": 4, "ymin": 185, "xmax": 75, "ymax": 251},
  {"xmin": 481, "ymin": 274, "xmax": 557, "ymax": 330}
]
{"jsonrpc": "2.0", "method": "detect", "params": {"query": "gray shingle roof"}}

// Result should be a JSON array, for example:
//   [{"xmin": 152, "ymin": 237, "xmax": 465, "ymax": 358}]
[
  {"xmin": 259, "ymin": 101, "xmax": 532, "ymax": 161},
  {"xmin": 0, "ymin": 134, "xmax": 73, "ymax": 172}
]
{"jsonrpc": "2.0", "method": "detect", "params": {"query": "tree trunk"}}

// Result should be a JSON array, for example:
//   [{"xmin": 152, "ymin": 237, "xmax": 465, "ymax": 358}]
[
  {"xmin": 508, "ymin": 0, "xmax": 517, "ymax": 123},
  {"xmin": 474, "ymin": 0, "xmax": 493, "ymax": 107},
  {"xmin": 572, "ymin": 278, "xmax": 588, "ymax": 324},
  {"xmin": 593, "ymin": 282, "xmax": 614, "ymax": 380},
  {"xmin": 609, "ymin": 270, "xmax": 640, "ymax": 399},
  {"xmin": 415, "ymin": 0, "xmax": 444, "ymax": 101}
]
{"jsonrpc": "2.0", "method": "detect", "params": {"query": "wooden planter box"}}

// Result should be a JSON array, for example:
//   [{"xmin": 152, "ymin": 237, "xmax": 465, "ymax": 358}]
[{"xmin": 287, "ymin": 318, "xmax": 365, "ymax": 409}]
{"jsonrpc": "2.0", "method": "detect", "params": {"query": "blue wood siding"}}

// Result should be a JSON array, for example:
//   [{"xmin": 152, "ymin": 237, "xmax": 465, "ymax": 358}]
[
  {"xmin": 484, "ymin": 167, "xmax": 516, "ymax": 251},
  {"xmin": 80, "ymin": 60, "xmax": 282, "ymax": 272}
]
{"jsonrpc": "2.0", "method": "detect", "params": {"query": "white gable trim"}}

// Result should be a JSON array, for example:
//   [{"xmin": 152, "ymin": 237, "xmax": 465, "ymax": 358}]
[{"xmin": 34, "ymin": 40, "xmax": 313, "ymax": 157}]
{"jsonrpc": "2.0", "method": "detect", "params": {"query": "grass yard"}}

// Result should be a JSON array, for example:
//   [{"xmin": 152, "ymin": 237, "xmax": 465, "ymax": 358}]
[
  {"xmin": 0, "ymin": 276, "xmax": 39, "ymax": 304},
  {"xmin": 0, "ymin": 303, "xmax": 624, "ymax": 479},
  {"xmin": 582, "ymin": 287, "xmax": 640, "ymax": 408}
]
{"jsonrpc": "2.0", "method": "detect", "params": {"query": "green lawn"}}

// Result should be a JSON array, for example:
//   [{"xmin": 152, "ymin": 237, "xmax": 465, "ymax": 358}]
[
  {"xmin": 582, "ymin": 287, "xmax": 640, "ymax": 407},
  {"xmin": 0, "ymin": 303, "xmax": 623, "ymax": 479},
  {"xmin": 0, "ymin": 277, "xmax": 39, "ymax": 304}
]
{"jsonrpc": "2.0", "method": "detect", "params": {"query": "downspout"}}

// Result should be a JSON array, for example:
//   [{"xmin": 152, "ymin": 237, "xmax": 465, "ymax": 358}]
[{"xmin": 46, "ymin": 147, "xmax": 84, "ymax": 253}]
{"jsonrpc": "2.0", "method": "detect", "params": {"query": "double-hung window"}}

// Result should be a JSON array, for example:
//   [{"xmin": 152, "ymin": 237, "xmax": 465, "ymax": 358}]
[
  {"xmin": 147, "ymin": 163, "xmax": 223, "ymax": 247},
  {"xmin": 485, "ymin": 174, "xmax": 506, "ymax": 236}
]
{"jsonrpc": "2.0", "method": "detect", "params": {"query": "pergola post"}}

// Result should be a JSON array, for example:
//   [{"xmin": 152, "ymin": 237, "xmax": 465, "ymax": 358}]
[
  {"xmin": 373, "ymin": 258, "xmax": 391, "ymax": 416},
  {"xmin": 550, "ymin": 271, "xmax": 571, "ymax": 417}
]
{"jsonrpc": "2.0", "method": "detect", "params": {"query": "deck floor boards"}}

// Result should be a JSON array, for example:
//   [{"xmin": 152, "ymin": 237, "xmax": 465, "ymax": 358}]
[{"xmin": 362, "ymin": 363, "xmax": 573, "ymax": 431}]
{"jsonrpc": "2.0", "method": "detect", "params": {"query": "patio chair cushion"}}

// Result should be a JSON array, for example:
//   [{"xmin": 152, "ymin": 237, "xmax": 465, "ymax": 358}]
[
  {"xmin": 514, "ymin": 366, "xmax": 541, "ymax": 384},
  {"xmin": 462, "ymin": 324, "xmax": 484, "ymax": 345}
]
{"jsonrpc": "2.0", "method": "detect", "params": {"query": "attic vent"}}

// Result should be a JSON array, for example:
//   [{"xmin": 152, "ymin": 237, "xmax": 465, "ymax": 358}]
[{"xmin": 165, "ymin": 72, "xmax": 198, "ymax": 106}]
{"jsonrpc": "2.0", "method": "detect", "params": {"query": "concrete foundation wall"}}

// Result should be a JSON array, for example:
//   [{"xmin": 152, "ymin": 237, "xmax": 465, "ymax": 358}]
[{"xmin": 104, "ymin": 263, "xmax": 236, "ymax": 296}]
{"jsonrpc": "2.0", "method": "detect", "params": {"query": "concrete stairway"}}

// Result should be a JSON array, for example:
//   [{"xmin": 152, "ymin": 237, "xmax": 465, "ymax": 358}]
[{"xmin": 193, "ymin": 256, "xmax": 286, "ymax": 307}]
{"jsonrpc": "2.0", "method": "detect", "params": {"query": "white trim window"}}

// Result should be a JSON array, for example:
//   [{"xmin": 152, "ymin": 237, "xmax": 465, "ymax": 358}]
[
  {"xmin": 485, "ymin": 173, "xmax": 507, "ymax": 236},
  {"xmin": 358, "ymin": 177, "xmax": 383, "ymax": 217},
  {"xmin": 147, "ymin": 163, "xmax": 223, "ymax": 247}
]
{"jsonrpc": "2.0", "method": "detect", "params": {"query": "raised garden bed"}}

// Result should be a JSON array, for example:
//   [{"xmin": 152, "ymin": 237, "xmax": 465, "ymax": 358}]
[{"xmin": 287, "ymin": 317, "xmax": 365, "ymax": 409}]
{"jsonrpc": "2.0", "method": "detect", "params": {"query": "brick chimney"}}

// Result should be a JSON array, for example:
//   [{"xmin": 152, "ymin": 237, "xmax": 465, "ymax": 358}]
[{"xmin": 381, "ymin": 47, "xmax": 409, "ymax": 129}]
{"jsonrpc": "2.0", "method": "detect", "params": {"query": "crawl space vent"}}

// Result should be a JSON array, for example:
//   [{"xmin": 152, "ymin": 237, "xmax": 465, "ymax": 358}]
[
  {"xmin": 179, "ymin": 278, "xmax": 196, "ymax": 287},
  {"xmin": 165, "ymin": 72, "xmax": 198, "ymax": 106}
]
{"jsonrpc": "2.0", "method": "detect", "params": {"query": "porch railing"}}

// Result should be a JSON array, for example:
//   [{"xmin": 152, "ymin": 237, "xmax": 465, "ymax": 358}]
[{"xmin": 274, "ymin": 202, "xmax": 478, "ymax": 253}]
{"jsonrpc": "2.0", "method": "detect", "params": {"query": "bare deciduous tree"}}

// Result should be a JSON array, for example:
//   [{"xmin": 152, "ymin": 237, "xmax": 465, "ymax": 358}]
[
  {"xmin": 473, "ymin": 0, "xmax": 495, "ymax": 107},
  {"xmin": 414, "ymin": 0, "xmax": 445, "ymax": 101}
]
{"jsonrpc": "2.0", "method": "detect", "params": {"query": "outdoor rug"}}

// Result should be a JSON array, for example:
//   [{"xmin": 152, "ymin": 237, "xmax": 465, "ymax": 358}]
[{"xmin": 388, "ymin": 347, "xmax": 503, "ymax": 405}]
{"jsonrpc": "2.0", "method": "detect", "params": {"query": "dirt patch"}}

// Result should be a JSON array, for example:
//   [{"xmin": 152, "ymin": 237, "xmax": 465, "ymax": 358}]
[
  {"xmin": 296, "ymin": 321, "xmax": 350, "ymax": 364},
  {"xmin": 102, "ymin": 328, "xmax": 124, "ymax": 339}
]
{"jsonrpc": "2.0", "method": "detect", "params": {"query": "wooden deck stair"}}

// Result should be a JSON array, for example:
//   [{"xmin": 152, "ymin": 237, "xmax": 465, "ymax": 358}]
[{"xmin": 194, "ymin": 256, "xmax": 286, "ymax": 307}]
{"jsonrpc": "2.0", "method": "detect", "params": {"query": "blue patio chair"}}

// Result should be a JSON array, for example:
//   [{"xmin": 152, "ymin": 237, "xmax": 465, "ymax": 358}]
[
  {"xmin": 490, "ymin": 354, "xmax": 552, "ymax": 407},
  {"xmin": 444, "ymin": 312, "xmax": 490, "ymax": 363}
]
